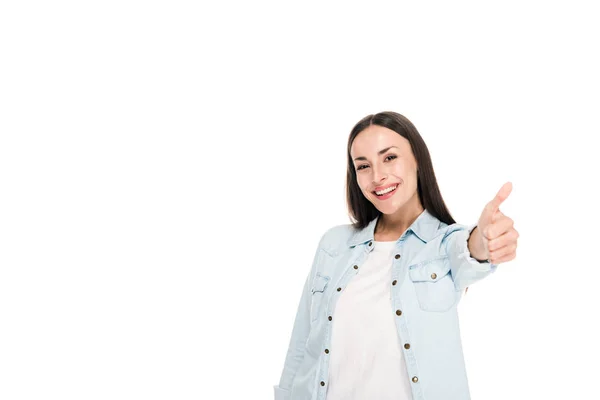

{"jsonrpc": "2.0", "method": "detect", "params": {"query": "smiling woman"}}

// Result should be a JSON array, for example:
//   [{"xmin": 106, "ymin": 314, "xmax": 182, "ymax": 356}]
[
  {"xmin": 346, "ymin": 113, "xmax": 447, "ymax": 234},
  {"xmin": 273, "ymin": 111, "xmax": 518, "ymax": 400}
]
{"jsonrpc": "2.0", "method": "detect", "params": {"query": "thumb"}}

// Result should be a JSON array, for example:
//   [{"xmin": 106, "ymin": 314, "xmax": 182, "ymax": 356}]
[{"xmin": 487, "ymin": 181, "xmax": 512, "ymax": 215}]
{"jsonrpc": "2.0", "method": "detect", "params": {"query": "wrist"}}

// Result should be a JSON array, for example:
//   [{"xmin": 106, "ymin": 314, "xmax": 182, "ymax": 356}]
[{"xmin": 468, "ymin": 226, "xmax": 489, "ymax": 262}]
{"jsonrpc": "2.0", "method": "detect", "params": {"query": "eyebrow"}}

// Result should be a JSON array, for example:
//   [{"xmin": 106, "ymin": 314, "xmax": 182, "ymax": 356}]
[{"xmin": 353, "ymin": 146, "xmax": 399, "ymax": 161}]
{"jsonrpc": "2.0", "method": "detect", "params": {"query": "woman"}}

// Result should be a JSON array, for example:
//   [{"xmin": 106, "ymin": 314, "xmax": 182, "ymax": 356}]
[{"xmin": 273, "ymin": 112, "xmax": 519, "ymax": 400}]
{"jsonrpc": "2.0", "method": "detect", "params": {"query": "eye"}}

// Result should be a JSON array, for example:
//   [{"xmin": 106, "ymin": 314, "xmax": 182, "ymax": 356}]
[{"xmin": 355, "ymin": 155, "xmax": 396, "ymax": 171}]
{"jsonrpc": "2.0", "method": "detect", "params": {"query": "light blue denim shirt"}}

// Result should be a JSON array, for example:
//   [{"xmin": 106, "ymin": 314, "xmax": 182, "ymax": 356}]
[{"xmin": 274, "ymin": 208, "xmax": 499, "ymax": 400}]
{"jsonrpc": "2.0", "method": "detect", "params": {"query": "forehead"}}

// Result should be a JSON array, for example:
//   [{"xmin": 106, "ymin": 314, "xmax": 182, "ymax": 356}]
[{"xmin": 350, "ymin": 125, "xmax": 410, "ymax": 156}]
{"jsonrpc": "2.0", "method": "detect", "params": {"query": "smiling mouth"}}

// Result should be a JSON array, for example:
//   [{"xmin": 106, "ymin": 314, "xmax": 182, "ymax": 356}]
[{"xmin": 373, "ymin": 184, "xmax": 398, "ymax": 196}]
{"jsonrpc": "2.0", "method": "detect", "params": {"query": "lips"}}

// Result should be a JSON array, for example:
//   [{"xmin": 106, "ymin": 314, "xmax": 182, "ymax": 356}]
[{"xmin": 372, "ymin": 183, "xmax": 399, "ymax": 195}]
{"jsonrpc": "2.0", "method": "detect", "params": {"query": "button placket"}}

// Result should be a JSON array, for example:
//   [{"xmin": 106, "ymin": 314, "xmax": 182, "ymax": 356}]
[
  {"xmin": 391, "ymin": 251, "xmax": 401, "ymax": 287},
  {"xmin": 390, "ymin": 244, "xmax": 422, "ymax": 396},
  {"xmin": 394, "ymin": 310, "xmax": 422, "ymax": 392},
  {"xmin": 318, "ymin": 246, "xmax": 368, "ymax": 395}
]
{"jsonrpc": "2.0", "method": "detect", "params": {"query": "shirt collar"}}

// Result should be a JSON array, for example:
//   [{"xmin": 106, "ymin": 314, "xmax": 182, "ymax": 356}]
[{"xmin": 347, "ymin": 208, "xmax": 440, "ymax": 248}]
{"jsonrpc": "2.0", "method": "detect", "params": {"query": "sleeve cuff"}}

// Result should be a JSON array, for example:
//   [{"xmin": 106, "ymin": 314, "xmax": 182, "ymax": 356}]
[
  {"xmin": 274, "ymin": 385, "xmax": 290, "ymax": 400},
  {"xmin": 461, "ymin": 223, "xmax": 499, "ymax": 270}
]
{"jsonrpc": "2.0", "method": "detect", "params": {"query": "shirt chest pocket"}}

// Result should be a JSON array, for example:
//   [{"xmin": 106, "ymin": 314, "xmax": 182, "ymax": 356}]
[
  {"xmin": 408, "ymin": 256, "xmax": 459, "ymax": 312},
  {"xmin": 310, "ymin": 273, "xmax": 330, "ymax": 323}
]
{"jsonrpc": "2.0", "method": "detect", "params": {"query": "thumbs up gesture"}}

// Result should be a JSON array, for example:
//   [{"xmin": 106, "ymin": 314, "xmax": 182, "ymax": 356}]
[{"xmin": 470, "ymin": 182, "xmax": 519, "ymax": 264}]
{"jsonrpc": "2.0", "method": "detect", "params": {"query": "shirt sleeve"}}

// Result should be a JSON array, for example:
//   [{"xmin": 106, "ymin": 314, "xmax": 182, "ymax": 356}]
[
  {"xmin": 443, "ymin": 222, "xmax": 499, "ymax": 292},
  {"xmin": 273, "ymin": 235, "xmax": 326, "ymax": 400}
]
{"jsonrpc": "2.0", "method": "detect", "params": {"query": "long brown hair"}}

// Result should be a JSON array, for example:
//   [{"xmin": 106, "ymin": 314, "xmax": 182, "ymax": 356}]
[{"xmin": 345, "ymin": 111, "xmax": 456, "ymax": 230}]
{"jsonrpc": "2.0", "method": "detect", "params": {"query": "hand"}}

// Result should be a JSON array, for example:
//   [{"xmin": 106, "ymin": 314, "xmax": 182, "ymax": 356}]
[{"xmin": 476, "ymin": 182, "xmax": 519, "ymax": 264}]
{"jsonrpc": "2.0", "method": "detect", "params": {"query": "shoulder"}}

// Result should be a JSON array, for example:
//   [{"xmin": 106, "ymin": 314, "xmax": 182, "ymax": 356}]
[{"xmin": 316, "ymin": 223, "xmax": 354, "ymax": 256}]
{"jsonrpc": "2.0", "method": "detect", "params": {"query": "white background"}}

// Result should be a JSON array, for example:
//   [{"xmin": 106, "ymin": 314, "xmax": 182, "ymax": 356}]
[{"xmin": 1, "ymin": 1, "xmax": 598, "ymax": 399}]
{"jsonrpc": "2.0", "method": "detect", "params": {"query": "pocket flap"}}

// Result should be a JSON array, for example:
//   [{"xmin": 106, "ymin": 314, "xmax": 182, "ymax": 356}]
[
  {"xmin": 409, "ymin": 257, "xmax": 450, "ymax": 283},
  {"xmin": 311, "ymin": 273, "xmax": 330, "ymax": 293}
]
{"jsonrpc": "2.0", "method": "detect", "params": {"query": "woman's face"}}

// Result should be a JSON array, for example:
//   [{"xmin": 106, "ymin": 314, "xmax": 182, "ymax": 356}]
[{"xmin": 350, "ymin": 125, "xmax": 420, "ymax": 215}]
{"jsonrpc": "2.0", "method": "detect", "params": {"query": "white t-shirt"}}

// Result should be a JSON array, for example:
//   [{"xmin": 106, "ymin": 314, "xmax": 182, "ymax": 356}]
[{"xmin": 326, "ymin": 240, "xmax": 413, "ymax": 400}]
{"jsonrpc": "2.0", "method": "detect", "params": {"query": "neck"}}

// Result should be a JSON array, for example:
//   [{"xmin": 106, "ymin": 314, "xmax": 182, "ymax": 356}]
[{"xmin": 375, "ymin": 201, "xmax": 425, "ymax": 238}]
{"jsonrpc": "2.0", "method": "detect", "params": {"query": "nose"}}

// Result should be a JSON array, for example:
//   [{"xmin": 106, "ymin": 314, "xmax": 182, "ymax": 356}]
[{"xmin": 371, "ymin": 164, "xmax": 387, "ymax": 185}]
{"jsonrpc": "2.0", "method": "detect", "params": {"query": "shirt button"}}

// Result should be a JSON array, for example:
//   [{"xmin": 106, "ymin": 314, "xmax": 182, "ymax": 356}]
[
  {"xmin": 412, "ymin": 376, "xmax": 419, "ymax": 383},
  {"xmin": 404, "ymin": 343, "xmax": 411, "ymax": 349},
  {"xmin": 392, "ymin": 280, "xmax": 397, "ymax": 285},
  {"xmin": 328, "ymin": 316, "xmax": 332, "ymax": 321},
  {"xmin": 431, "ymin": 273, "xmax": 437, "ymax": 279},
  {"xmin": 337, "ymin": 287, "xmax": 341, "ymax": 292},
  {"xmin": 324, "ymin": 349, "xmax": 329, "ymax": 354},
  {"xmin": 320, "ymin": 381, "xmax": 326, "ymax": 386},
  {"xmin": 353, "ymin": 265, "xmax": 358, "ymax": 270},
  {"xmin": 396, "ymin": 310, "xmax": 402, "ymax": 316},
  {"xmin": 368, "ymin": 242, "xmax": 372, "ymax": 246},
  {"xmin": 395, "ymin": 254, "xmax": 401, "ymax": 259}
]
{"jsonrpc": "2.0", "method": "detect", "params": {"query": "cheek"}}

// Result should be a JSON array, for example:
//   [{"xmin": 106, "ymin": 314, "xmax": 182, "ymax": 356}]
[
  {"xmin": 356, "ymin": 175, "xmax": 370, "ymax": 194},
  {"xmin": 392, "ymin": 162, "xmax": 408, "ymax": 175},
  {"xmin": 394, "ymin": 164, "xmax": 415, "ymax": 181}
]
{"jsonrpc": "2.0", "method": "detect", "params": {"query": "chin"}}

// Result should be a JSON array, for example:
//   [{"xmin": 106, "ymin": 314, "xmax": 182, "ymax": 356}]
[{"xmin": 380, "ymin": 207, "xmax": 399, "ymax": 215}]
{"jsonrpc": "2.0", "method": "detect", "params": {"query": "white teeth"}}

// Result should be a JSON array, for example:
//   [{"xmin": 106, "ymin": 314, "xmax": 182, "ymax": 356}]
[{"xmin": 375, "ymin": 185, "xmax": 397, "ymax": 195}]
